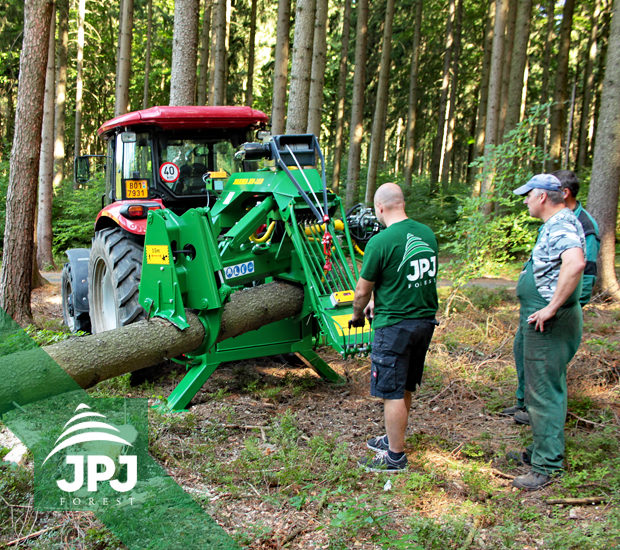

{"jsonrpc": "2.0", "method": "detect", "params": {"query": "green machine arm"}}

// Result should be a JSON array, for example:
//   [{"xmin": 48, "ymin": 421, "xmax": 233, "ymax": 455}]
[{"xmin": 139, "ymin": 135, "xmax": 374, "ymax": 410}]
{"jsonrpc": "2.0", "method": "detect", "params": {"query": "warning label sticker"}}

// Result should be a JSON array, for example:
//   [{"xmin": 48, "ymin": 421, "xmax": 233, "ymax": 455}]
[{"xmin": 145, "ymin": 245, "xmax": 170, "ymax": 265}]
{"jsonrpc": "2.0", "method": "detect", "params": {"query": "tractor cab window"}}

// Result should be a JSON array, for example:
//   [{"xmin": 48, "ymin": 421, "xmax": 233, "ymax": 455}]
[
  {"xmin": 115, "ymin": 132, "xmax": 152, "ymax": 200},
  {"xmin": 158, "ymin": 138, "xmax": 242, "ymax": 196}
]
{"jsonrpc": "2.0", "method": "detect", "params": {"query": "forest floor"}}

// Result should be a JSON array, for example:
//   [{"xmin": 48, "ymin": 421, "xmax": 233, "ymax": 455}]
[{"xmin": 1, "ymin": 272, "xmax": 619, "ymax": 549}]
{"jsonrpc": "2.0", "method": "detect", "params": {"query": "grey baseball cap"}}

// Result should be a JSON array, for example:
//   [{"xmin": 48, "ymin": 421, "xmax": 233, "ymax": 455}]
[{"xmin": 513, "ymin": 174, "xmax": 562, "ymax": 196}]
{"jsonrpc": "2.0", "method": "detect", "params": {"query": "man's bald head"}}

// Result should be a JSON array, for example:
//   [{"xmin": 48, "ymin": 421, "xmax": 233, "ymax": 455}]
[
  {"xmin": 374, "ymin": 182, "xmax": 405, "ymax": 209},
  {"xmin": 373, "ymin": 183, "xmax": 407, "ymax": 226}
]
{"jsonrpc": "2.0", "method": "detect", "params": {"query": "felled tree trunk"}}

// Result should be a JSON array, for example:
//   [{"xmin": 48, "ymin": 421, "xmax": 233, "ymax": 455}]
[{"xmin": 0, "ymin": 282, "xmax": 304, "ymax": 411}]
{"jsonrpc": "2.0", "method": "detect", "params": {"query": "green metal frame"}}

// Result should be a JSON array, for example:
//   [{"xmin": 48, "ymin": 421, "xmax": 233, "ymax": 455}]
[{"xmin": 139, "ymin": 139, "xmax": 373, "ymax": 411}]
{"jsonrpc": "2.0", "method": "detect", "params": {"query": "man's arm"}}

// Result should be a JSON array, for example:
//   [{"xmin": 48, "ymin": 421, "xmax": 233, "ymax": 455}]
[
  {"xmin": 350, "ymin": 277, "xmax": 375, "ymax": 327},
  {"xmin": 528, "ymin": 247, "xmax": 586, "ymax": 331}
]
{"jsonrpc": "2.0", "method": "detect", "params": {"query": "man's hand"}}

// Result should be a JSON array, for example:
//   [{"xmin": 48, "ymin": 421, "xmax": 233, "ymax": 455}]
[
  {"xmin": 363, "ymin": 299, "xmax": 374, "ymax": 322},
  {"xmin": 527, "ymin": 305, "xmax": 556, "ymax": 332},
  {"xmin": 349, "ymin": 315, "xmax": 365, "ymax": 328}
]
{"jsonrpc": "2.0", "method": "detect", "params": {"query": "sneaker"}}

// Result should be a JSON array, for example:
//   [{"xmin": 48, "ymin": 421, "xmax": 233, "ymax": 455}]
[
  {"xmin": 358, "ymin": 451, "xmax": 408, "ymax": 473},
  {"xmin": 506, "ymin": 450, "xmax": 531, "ymax": 466},
  {"xmin": 367, "ymin": 434, "xmax": 389, "ymax": 452},
  {"xmin": 501, "ymin": 404, "xmax": 525, "ymax": 416},
  {"xmin": 514, "ymin": 410, "xmax": 530, "ymax": 425},
  {"xmin": 512, "ymin": 470, "xmax": 552, "ymax": 490}
]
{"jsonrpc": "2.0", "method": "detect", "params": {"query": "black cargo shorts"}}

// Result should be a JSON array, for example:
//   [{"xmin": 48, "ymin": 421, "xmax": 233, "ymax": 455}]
[{"xmin": 370, "ymin": 318, "xmax": 437, "ymax": 399}]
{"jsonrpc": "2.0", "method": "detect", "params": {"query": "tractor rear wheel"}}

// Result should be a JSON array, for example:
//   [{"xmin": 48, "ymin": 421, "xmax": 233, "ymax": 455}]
[
  {"xmin": 88, "ymin": 228, "xmax": 145, "ymax": 334},
  {"xmin": 61, "ymin": 263, "xmax": 91, "ymax": 333}
]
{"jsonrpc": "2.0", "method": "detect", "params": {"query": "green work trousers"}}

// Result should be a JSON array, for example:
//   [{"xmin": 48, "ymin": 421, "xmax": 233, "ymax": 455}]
[{"xmin": 514, "ymin": 261, "xmax": 582, "ymax": 475}]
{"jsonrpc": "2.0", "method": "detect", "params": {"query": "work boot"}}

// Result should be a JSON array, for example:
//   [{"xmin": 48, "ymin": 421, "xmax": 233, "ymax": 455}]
[
  {"xmin": 366, "ymin": 434, "xmax": 389, "ymax": 452},
  {"xmin": 512, "ymin": 470, "xmax": 552, "ymax": 490},
  {"xmin": 514, "ymin": 409, "xmax": 530, "ymax": 425},
  {"xmin": 501, "ymin": 404, "xmax": 525, "ymax": 416},
  {"xmin": 506, "ymin": 450, "xmax": 531, "ymax": 466},
  {"xmin": 358, "ymin": 450, "xmax": 408, "ymax": 473}
]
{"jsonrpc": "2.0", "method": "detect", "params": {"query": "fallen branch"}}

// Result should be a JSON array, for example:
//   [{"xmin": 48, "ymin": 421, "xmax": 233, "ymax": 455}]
[
  {"xmin": 6, "ymin": 524, "xmax": 63, "ymax": 546},
  {"xmin": 546, "ymin": 496, "xmax": 608, "ymax": 506}
]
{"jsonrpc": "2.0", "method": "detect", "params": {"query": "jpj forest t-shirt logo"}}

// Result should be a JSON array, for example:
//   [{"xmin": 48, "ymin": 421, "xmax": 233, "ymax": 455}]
[
  {"xmin": 36, "ymin": 399, "xmax": 144, "ymax": 510},
  {"xmin": 397, "ymin": 233, "xmax": 437, "ymax": 286}
]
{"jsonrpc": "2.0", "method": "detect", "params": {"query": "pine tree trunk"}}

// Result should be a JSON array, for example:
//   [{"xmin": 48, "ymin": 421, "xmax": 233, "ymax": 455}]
[
  {"xmin": 306, "ymin": 0, "xmax": 328, "ymax": 138},
  {"xmin": 0, "ymin": 282, "xmax": 305, "ymax": 410},
  {"xmin": 0, "ymin": 0, "xmax": 54, "ymax": 327},
  {"xmin": 440, "ymin": 0, "xmax": 463, "ymax": 186},
  {"xmin": 497, "ymin": 0, "xmax": 517, "ymax": 140},
  {"xmin": 330, "ymin": 0, "xmax": 352, "ymax": 192},
  {"xmin": 286, "ymin": 0, "xmax": 316, "ymax": 134},
  {"xmin": 480, "ymin": 0, "xmax": 507, "ymax": 212},
  {"xmin": 586, "ymin": 0, "xmax": 620, "ymax": 301},
  {"xmin": 73, "ymin": 0, "xmax": 85, "ymax": 162},
  {"xmin": 576, "ymin": 0, "xmax": 602, "ymax": 169},
  {"xmin": 115, "ymin": 0, "xmax": 133, "ymax": 116},
  {"xmin": 245, "ymin": 0, "xmax": 258, "ymax": 106},
  {"xmin": 430, "ymin": 0, "xmax": 456, "ymax": 187},
  {"xmin": 142, "ymin": 0, "xmax": 154, "ymax": 108},
  {"xmin": 211, "ymin": 0, "xmax": 227, "ymax": 105},
  {"xmin": 548, "ymin": 0, "xmax": 576, "ymax": 170},
  {"xmin": 536, "ymin": 0, "xmax": 555, "ymax": 169},
  {"xmin": 196, "ymin": 0, "xmax": 212, "ymax": 106},
  {"xmin": 403, "ymin": 0, "xmax": 423, "ymax": 187},
  {"xmin": 37, "ymin": 6, "xmax": 56, "ymax": 270},
  {"xmin": 345, "ymin": 0, "xmax": 368, "ymax": 208},
  {"xmin": 53, "ymin": 0, "xmax": 68, "ymax": 190},
  {"xmin": 503, "ymin": 0, "xmax": 532, "ymax": 136},
  {"xmin": 170, "ymin": 0, "xmax": 199, "ymax": 106},
  {"xmin": 365, "ymin": 0, "xmax": 396, "ymax": 204},
  {"xmin": 471, "ymin": 0, "xmax": 494, "ymax": 189},
  {"xmin": 271, "ymin": 0, "xmax": 291, "ymax": 134}
]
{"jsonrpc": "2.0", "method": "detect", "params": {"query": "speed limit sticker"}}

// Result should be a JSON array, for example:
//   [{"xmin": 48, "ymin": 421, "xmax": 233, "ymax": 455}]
[{"xmin": 159, "ymin": 162, "xmax": 180, "ymax": 183}]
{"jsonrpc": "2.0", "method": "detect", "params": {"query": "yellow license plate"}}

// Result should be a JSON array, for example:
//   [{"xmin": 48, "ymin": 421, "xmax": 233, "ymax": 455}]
[{"xmin": 125, "ymin": 179, "xmax": 148, "ymax": 198}]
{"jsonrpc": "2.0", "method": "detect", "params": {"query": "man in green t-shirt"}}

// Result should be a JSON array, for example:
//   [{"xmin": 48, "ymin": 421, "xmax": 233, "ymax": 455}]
[{"xmin": 350, "ymin": 183, "xmax": 439, "ymax": 473}]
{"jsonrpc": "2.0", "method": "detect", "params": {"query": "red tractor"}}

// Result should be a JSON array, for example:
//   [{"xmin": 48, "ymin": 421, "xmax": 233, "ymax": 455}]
[{"xmin": 62, "ymin": 105, "xmax": 268, "ymax": 334}]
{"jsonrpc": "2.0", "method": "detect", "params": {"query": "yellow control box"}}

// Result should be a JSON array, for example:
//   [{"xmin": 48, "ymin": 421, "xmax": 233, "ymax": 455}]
[{"xmin": 330, "ymin": 290, "xmax": 355, "ymax": 307}]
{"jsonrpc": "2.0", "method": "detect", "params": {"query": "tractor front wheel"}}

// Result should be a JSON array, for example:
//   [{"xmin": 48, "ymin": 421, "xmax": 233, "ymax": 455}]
[
  {"xmin": 88, "ymin": 228, "xmax": 145, "ymax": 334},
  {"xmin": 61, "ymin": 263, "xmax": 91, "ymax": 333}
]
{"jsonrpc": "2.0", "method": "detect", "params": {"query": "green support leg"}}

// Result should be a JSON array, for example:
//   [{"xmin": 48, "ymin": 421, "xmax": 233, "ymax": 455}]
[
  {"xmin": 295, "ymin": 348, "xmax": 344, "ymax": 384},
  {"xmin": 164, "ymin": 360, "xmax": 220, "ymax": 412}
]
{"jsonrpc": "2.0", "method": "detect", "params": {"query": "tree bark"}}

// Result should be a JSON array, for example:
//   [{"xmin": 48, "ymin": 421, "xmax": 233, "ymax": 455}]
[
  {"xmin": 0, "ymin": 0, "xmax": 54, "ymax": 327},
  {"xmin": 586, "ymin": 0, "xmax": 620, "ymax": 301},
  {"xmin": 53, "ymin": 0, "xmax": 68, "ymax": 190},
  {"xmin": 403, "ymin": 0, "xmax": 423, "ymax": 187},
  {"xmin": 73, "ymin": 0, "xmax": 85, "ymax": 162},
  {"xmin": 142, "ymin": 0, "xmax": 154, "ymax": 109},
  {"xmin": 330, "ymin": 0, "xmax": 352, "ymax": 192},
  {"xmin": 345, "ymin": 0, "xmax": 368, "ymax": 208},
  {"xmin": 306, "ymin": 0, "xmax": 328, "ymax": 138},
  {"xmin": 535, "ymin": 0, "xmax": 555, "ymax": 168},
  {"xmin": 196, "ymin": 0, "xmax": 212, "ymax": 106},
  {"xmin": 271, "ymin": 0, "xmax": 291, "ymax": 135},
  {"xmin": 286, "ymin": 0, "xmax": 316, "ymax": 134},
  {"xmin": 365, "ymin": 0, "xmax": 396, "ymax": 204},
  {"xmin": 37, "ymin": 5, "xmax": 56, "ymax": 270},
  {"xmin": 211, "ymin": 0, "xmax": 227, "ymax": 106},
  {"xmin": 576, "ymin": 0, "xmax": 602, "ymax": 169},
  {"xmin": 503, "ymin": 0, "xmax": 532, "ymax": 136},
  {"xmin": 548, "ymin": 0, "xmax": 576, "ymax": 170},
  {"xmin": 115, "ymin": 0, "xmax": 133, "ymax": 116},
  {"xmin": 480, "ymin": 0, "xmax": 507, "ymax": 211},
  {"xmin": 471, "ymin": 0, "xmax": 494, "ymax": 190},
  {"xmin": 170, "ymin": 0, "xmax": 199, "ymax": 106},
  {"xmin": 497, "ymin": 0, "xmax": 517, "ymax": 140},
  {"xmin": 245, "ymin": 0, "xmax": 258, "ymax": 106},
  {"xmin": 0, "ymin": 282, "xmax": 305, "ymax": 410},
  {"xmin": 430, "ymin": 0, "xmax": 456, "ymax": 187}
]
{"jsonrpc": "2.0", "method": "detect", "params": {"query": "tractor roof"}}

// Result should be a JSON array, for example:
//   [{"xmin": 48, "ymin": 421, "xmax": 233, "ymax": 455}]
[{"xmin": 98, "ymin": 106, "xmax": 269, "ymax": 137}]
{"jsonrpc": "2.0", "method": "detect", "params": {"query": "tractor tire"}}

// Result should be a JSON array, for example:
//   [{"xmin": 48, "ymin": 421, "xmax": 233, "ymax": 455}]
[
  {"xmin": 88, "ymin": 227, "xmax": 145, "ymax": 334},
  {"xmin": 61, "ymin": 263, "xmax": 91, "ymax": 333}
]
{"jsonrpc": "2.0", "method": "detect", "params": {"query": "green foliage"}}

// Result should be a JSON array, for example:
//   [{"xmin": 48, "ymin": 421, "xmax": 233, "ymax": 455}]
[
  {"xmin": 52, "ymin": 178, "xmax": 105, "ymax": 257},
  {"xmin": 440, "ymin": 105, "xmax": 550, "ymax": 313},
  {"xmin": 0, "ymin": 158, "xmax": 9, "ymax": 250},
  {"xmin": 24, "ymin": 325, "xmax": 72, "ymax": 346}
]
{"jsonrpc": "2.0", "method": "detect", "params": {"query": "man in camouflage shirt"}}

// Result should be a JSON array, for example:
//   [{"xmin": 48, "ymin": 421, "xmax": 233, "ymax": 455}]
[{"xmin": 510, "ymin": 174, "xmax": 586, "ymax": 490}]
